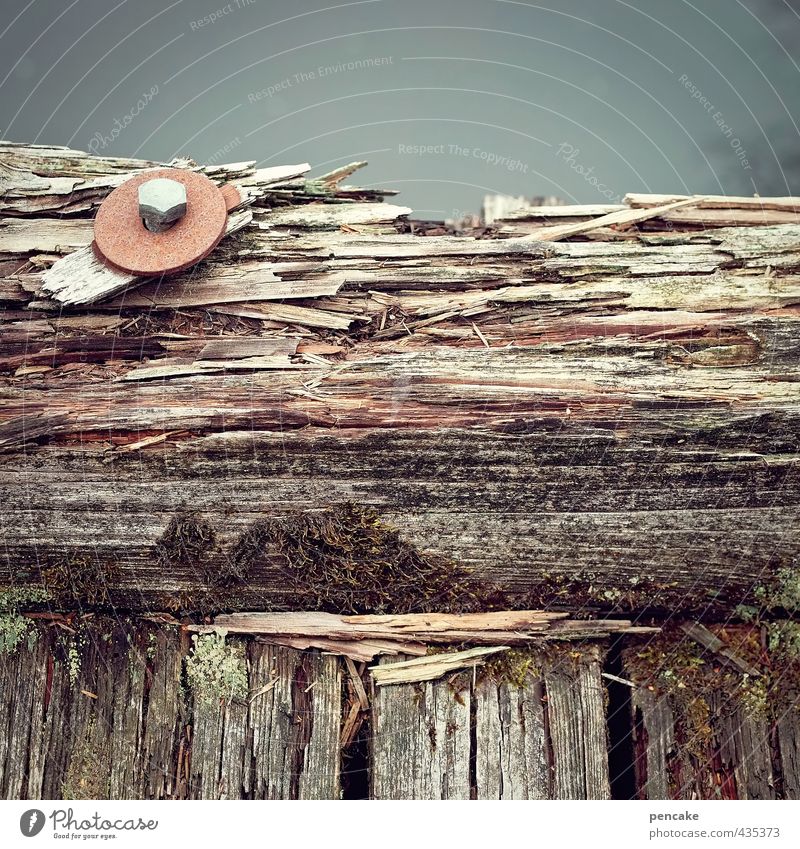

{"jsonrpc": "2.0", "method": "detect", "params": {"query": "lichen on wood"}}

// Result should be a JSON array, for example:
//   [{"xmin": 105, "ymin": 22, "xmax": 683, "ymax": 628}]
[
  {"xmin": 185, "ymin": 629, "xmax": 247, "ymax": 705},
  {"xmin": 0, "ymin": 586, "xmax": 50, "ymax": 653}
]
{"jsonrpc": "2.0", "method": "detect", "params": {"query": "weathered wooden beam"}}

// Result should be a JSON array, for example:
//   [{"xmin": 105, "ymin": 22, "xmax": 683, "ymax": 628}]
[{"xmin": 2, "ymin": 144, "xmax": 799, "ymax": 618}]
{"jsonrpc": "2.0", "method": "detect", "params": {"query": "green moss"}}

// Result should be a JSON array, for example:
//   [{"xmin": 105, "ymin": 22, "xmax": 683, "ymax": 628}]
[
  {"xmin": 625, "ymin": 632, "xmax": 717, "ymax": 759},
  {"xmin": 767, "ymin": 620, "xmax": 800, "ymax": 658},
  {"xmin": 512, "ymin": 570, "xmax": 679, "ymax": 614},
  {"xmin": 0, "ymin": 613, "xmax": 30, "ymax": 654},
  {"xmin": 742, "ymin": 563, "xmax": 800, "ymax": 620},
  {"xmin": 482, "ymin": 648, "xmax": 542, "ymax": 686},
  {"xmin": 185, "ymin": 629, "xmax": 247, "ymax": 705},
  {"xmin": 0, "ymin": 586, "xmax": 50, "ymax": 654},
  {"xmin": 146, "ymin": 632, "xmax": 157, "ymax": 661},
  {"xmin": 0, "ymin": 586, "xmax": 51, "ymax": 611},
  {"xmin": 66, "ymin": 640, "xmax": 82, "ymax": 685},
  {"xmin": 739, "ymin": 675, "xmax": 769, "ymax": 716},
  {"xmin": 754, "ymin": 566, "xmax": 800, "ymax": 613}
]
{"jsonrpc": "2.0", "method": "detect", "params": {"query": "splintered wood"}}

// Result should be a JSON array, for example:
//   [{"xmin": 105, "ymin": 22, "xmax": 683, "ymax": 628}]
[
  {"xmin": 2, "ymin": 141, "xmax": 799, "ymax": 615},
  {"xmin": 192, "ymin": 611, "xmax": 657, "ymax": 663},
  {"xmin": 369, "ymin": 646, "xmax": 509, "ymax": 684}
]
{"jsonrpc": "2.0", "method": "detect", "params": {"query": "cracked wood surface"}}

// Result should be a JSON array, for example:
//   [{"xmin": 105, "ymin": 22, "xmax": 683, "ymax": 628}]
[
  {"xmin": 3, "ymin": 617, "xmax": 797, "ymax": 800},
  {"xmin": 0, "ymin": 620, "xmax": 342, "ymax": 800},
  {"xmin": 1, "ymin": 143, "xmax": 799, "ymax": 615},
  {"xmin": 371, "ymin": 645, "xmax": 611, "ymax": 799}
]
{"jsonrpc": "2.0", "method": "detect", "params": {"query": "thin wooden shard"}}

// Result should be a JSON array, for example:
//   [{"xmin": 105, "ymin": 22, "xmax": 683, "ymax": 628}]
[
  {"xmin": 624, "ymin": 192, "xmax": 800, "ymax": 211},
  {"xmin": 531, "ymin": 196, "xmax": 710, "ymax": 241},
  {"xmin": 369, "ymin": 646, "xmax": 509, "ymax": 685},
  {"xmin": 680, "ymin": 621, "xmax": 762, "ymax": 677}
]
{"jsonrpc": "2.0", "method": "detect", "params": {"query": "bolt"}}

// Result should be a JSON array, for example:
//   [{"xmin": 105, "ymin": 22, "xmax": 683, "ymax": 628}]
[{"xmin": 138, "ymin": 177, "xmax": 187, "ymax": 233}]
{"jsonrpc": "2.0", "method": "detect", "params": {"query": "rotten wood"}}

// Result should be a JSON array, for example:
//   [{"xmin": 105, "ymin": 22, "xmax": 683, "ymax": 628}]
[
  {"xmin": 1, "ymin": 147, "xmax": 799, "ymax": 620},
  {"xmin": 4, "ymin": 141, "xmax": 800, "ymax": 803}
]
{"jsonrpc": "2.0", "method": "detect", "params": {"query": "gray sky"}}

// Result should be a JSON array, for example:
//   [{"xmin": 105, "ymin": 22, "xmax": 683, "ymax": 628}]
[{"xmin": 2, "ymin": 0, "xmax": 799, "ymax": 217}]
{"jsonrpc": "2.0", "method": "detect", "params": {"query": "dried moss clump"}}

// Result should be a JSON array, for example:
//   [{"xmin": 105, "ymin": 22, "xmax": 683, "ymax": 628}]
[
  {"xmin": 42, "ymin": 554, "xmax": 119, "ymax": 607},
  {"xmin": 234, "ymin": 503, "xmax": 489, "ymax": 615},
  {"xmin": 0, "ymin": 586, "xmax": 50, "ymax": 654},
  {"xmin": 155, "ymin": 513, "xmax": 216, "ymax": 570},
  {"xmin": 185, "ymin": 629, "xmax": 247, "ymax": 704}
]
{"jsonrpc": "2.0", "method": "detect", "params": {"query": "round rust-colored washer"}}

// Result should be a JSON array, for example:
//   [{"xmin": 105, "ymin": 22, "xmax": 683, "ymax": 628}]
[
  {"xmin": 220, "ymin": 182, "xmax": 242, "ymax": 212},
  {"xmin": 93, "ymin": 168, "xmax": 227, "ymax": 276}
]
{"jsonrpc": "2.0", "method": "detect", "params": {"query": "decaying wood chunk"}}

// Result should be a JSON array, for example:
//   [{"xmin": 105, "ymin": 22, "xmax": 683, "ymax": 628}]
[
  {"xmin": 191, "ymin": 611, "xmax": 656, "ymax": 661},
  {"xmin": 2, "ymin": 142, "xmax": 800, "ymax": 801},
  {"xmin": 624, "ymin": 625, "xmax": 800, "ymax": 800}
]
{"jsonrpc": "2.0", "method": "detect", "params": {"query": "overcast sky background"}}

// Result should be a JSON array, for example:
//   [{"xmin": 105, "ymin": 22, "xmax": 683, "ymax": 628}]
[{"xmin": 2, "ymin": 0, "xmax": 799, "ymax": 217}]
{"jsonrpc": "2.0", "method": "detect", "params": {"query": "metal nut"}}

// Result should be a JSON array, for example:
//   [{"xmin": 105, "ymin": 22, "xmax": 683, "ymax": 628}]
[{"xmin": 138, "ymin": 177, "xmax": 187, "ymax": 233}]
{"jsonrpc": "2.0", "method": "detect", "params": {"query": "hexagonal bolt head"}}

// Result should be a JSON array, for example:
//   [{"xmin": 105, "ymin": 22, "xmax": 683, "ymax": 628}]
[{"xmin": 138, "ymin": 178, "xmax": 187, "ymax": 233}]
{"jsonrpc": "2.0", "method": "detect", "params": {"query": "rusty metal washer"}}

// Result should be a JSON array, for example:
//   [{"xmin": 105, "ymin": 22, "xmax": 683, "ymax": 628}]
[{"xmin": 93, "ymin": 168, "xmax": 228, "ymax": 276}]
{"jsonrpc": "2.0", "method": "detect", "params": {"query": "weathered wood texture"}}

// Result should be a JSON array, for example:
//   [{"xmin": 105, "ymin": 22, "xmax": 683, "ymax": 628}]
[
  {"xmin": 2, "ymin": 145, "xmax": 799, "ymax": 614},
  {"xmin": 0, "ymin": 621, "xmax": 341, "ymax": 800},
  {"xmin": 371, "ymin": 656, "xmax": 472, "ymax": 799},
  {"xmin": 372, "ymin": 645, "xmax": 611, "ymax": 799},
  {"xmin": 189, "ymin": 643, "xmax": 341, "ymax": 800},
  {"xmin": 625, "ymin": 626, "xmax": 800, "ymax": 801}
]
